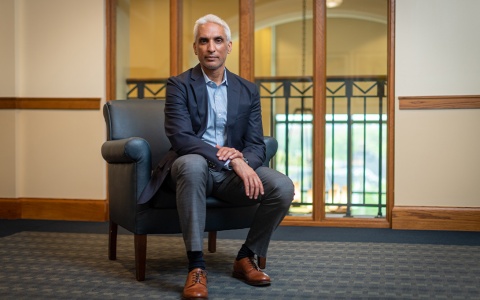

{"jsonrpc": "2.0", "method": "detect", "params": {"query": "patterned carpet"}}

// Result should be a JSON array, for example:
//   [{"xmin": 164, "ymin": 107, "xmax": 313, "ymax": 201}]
[{"xmin": 1, "ymin": 231, "xmax": 479, "ymax": 299}]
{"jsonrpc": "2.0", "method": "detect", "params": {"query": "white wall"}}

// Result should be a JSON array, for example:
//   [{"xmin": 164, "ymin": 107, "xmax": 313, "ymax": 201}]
[
  {"xmin": 0, "ymin": 0, "xmax": 106, "ymax": 200},
  {"xmin": 395, "ymin": 0, "xmax": 480, "ymax": 207},
  {"xmin": 0, "ymin": 0, "xmax": 17, "ymax": 198}
]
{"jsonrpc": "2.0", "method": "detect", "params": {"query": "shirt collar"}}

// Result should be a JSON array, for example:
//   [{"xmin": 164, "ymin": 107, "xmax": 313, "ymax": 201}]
[{"xmin": 201, "ymin": 67, "xmax": 228, "ymax": 87}]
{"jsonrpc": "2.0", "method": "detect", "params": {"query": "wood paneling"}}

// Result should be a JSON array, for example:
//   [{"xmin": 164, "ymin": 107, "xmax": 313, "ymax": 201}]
[
  {"xmin": 0, "ymin": 198, "xmax": 108, "ymax": 221},
  {"xmin": 398, "ymin": 95, "xmax": 480, "ymax": 110},
  {"xmin": 0, "ymin": 98, "xmax": 101, "ymax": 110},
  {"xmin": 392, "ymin": 206, "xmax": 480, "ymax": 231}
]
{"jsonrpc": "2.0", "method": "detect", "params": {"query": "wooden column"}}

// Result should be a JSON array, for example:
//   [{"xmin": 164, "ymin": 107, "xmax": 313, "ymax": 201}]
[
  {"xmin": 170, "ymin": 0, "xmax": 183, "ymax": 76},
  {"xmin": 106, "ymin": 0, "xmax": 116, "ymax": 100},
  {"xmin": 239, "ymin": 0, "xmax": 254, "ymax": 81},
  {"xmin": 386, "ymin": 0, "xmax": 396, "ymax": 225},
  {"xmin": 312, "ymin": 0, "xmax": 326, "ymax": 222}
]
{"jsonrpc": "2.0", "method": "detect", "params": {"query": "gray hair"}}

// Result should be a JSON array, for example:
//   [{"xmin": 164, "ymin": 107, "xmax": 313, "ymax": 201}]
[{"xmin": 193, "ymin": 14, "xmax": 232, "ymax": 42}]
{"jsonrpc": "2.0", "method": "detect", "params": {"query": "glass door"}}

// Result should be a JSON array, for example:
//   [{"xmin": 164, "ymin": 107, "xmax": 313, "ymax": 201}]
[
  {"xmin": 107, "ymin": 0, "xmax": 394, "ymax": 226},
  {"xmin": 325, "ymin": 0, "xmax": 388, "ymax": 218},
  {"xmin": 254, "ymin": 0, "xmax": 315, "ymax": 217},
  {"xmin": 114, "ymin": 0, "xmax": 170, "ymax": 100}
]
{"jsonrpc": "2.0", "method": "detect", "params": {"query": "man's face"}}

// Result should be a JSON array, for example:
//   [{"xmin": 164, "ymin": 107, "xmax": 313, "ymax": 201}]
[{"xmin": 193, "ymin": 22, "xmax": 232, "ymax": 71}]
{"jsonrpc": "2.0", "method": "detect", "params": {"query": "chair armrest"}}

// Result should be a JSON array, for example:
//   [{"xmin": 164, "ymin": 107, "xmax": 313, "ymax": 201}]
[
  {"xmin": 101, "ymin": 137, "xmax": 152, "ymax": 201},
  {"xmin": 101, "ymin": 137, "xmax": 151, "ymax": 166},
  {"xmin": 101, "ymin": 137, "xmax": 152, "ymax": 224},
  {"xmin": 263, "ymin": 136, "xmax": 278, "ymax": 166}
]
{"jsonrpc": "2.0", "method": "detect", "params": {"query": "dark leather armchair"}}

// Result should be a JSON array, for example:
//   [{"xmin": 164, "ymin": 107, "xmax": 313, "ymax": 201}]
[{"xmin": 101, "ymin": 100, "xmax": 277, "ymax": 281}]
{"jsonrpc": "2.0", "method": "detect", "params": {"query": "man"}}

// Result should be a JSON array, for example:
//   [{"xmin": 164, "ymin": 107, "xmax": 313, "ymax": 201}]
[{"xmin": 140, "ymin": 14, "xmax": 294, "ymax": 299}]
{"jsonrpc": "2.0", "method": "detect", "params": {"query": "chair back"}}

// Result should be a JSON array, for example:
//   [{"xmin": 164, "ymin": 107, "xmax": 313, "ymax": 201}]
[{"xmin": 103, "ymin": 100, "xmax": 171, "ymax": 169}]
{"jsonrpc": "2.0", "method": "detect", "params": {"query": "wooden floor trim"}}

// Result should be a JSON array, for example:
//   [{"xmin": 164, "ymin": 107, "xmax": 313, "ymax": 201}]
[
  {"xmin": 0, "ymin": 198, "xmax": 22, "ymax": 219},
  {"xmin": 392, "ymin": 206, "xmax": 480, "ymax": 231},
  {"xmin": 398, "ymin": 95, "xmax": 480, "ymax": 110},
  {"xmin": 2, "ymin": 199, "xmax": 479, "ymax": 231},
  {"xmin": 0, "ymin": 97, "xmax": 101, "ymax": 110},
  {"xmin": 283, "ymin": 206, "xmax": 480, "ymax": 231},
  {"xmin": 282, "ymin": 217, "xmax": 391, "ymax": 228},
  {"xmin": 0, "ymin": 198, "xmax": 108, "ymax": 221}
]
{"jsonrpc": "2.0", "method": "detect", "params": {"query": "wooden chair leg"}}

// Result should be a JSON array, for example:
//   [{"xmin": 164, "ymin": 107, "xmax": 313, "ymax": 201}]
[
  {"xmin": 208, "ymin": 231, "xmax": 217, "ymax": 253},
  {"xmin": 258, "ymin": 256, "xmax": 266, "ymax": 269},
  {"xmin": 108, "ymin": 221, "xmax": 118, "ymax": 260},
  {"xmin": 134, "ymin": 234, "xmax": 147, "ymax": 281}
]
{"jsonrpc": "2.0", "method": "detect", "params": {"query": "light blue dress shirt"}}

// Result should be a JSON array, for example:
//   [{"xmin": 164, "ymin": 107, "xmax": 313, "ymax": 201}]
[{"xmin": 201, "ymin": 68, "xmax": 228, "ymax": 147}]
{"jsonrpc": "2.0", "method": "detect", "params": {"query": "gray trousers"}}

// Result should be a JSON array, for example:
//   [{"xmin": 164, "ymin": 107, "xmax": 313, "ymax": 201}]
[{"xmin": 169, "ymin": 154, "xmax": 294, "ymax": 258}]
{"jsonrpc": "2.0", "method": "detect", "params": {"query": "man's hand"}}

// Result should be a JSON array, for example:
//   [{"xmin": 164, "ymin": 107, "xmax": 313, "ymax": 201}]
[
  {"xmin": 215, "ymin": 145, "xmax": 243, "ymax": 161},
  {"xmin": 215, "ymin": 145, "xmax": 264, "ymax": 199},
  {"xmin": 230, "ymin": 158, "xmax": 264, "ymax": 199}
]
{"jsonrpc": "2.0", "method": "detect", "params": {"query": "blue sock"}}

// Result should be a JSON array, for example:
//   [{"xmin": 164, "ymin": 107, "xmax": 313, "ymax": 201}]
[
  {"xmin": 236, "ymin": 244, "xmax": 255, "ymax": 261},
  {"xmin": 187, "ymin": 251, "xmax": 206, "ymax": 271}
]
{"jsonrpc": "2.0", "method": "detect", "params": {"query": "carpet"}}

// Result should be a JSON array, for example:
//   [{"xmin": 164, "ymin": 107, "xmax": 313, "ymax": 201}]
[{"xmin": 1, "ymin": 231, "xmax": 479, "ymax": 299}]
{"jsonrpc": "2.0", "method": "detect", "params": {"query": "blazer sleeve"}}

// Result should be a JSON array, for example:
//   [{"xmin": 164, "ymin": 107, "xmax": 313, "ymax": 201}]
[{"xmin": 239, "ymin": 83, "xmax": 266, "ymax": 170}]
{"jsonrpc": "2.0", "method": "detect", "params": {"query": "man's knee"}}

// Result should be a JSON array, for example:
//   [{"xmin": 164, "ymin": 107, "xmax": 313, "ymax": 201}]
[
  {"xmin": 172, "ymin": 154, "xmax": 208, "ymax": 179},
  {"xmin": 259, "ymin": 168, "xmax": 295, "ymax": 207},
  {"xmin": 275, "ymin": 175, "xmax": 295, "ymax": 206}
]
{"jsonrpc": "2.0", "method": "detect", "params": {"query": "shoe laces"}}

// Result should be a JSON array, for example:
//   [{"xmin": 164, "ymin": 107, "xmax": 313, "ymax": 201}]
[
  {"xmin": 192, "ymin": 269, "xmax": 207, "ymax": 284},
  {"xmin": 247, "ymin": 257, "xmax": 261, "ymax": 271}
]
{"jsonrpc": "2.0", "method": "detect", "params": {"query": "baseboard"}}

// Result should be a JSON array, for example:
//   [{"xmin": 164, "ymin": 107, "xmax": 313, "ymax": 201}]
[
  {"xmin": 2, "ymin": 199, "xmax": 478, "ymax": 231},
  {"xmin": 392, "ymin": 206, "xmax": 480, "ymax": 231},
  {"xmin": 0, "ymin": 198, "xmax": 108, "ymax": 221},
  {"xmin": 0, "ymin": 199, "xmax": 22, "ymax": 219},
  {"xmin": 282, "ymin": 217, "xmax": 391, "ymax": 228}
]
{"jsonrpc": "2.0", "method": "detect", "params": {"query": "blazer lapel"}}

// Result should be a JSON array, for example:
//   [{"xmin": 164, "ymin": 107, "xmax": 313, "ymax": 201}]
[
  {"xmin": 226, "ymin": 69, "xmax": 240, "ymax": 131},
  {"xmin": 191, "ymin": 64, "xmax": 208, "ymax": 135}
]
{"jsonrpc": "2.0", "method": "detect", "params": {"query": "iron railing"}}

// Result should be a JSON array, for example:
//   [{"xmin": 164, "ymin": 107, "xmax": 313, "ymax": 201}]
[
  {"xmin": 126, "ymin": 75, "xmax": 387, "ymax": 218},
  {"xmin": 326, "ymin": 76, "xmax": 387, "ymax": 217},
  {"xmin": 126, "ymin": 78, "xmax": 167, "ymax": 99}
]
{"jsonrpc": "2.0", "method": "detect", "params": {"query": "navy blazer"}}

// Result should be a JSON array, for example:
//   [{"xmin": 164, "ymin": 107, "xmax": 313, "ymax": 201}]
[{"xmin": 138, "ymin": 64, "xmax": 266, "ymax": 204}]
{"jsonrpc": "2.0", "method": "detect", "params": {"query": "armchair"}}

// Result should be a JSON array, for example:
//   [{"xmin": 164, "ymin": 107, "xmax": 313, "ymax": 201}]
[{"xmin": 101, "ymin": 100, "xmax": 277, "ymax": 281}]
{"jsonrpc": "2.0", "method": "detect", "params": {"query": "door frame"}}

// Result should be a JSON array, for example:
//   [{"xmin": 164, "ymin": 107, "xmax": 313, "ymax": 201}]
[{"xmin": 105, "ymin": 0, "xmax": 396, "ymax": 228}]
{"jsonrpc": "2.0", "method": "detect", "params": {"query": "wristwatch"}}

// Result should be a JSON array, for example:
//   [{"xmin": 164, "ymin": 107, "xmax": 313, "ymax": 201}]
[{"xmin": 225, "ymin": 157, "xmax": 248, "ymax": 171}]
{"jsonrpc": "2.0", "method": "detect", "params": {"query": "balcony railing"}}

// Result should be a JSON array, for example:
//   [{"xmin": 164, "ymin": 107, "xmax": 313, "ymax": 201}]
[
  {"xmin": 126, "ymin": 78, "xmax": 167, "ymax": 100},
  {"xmin": 126, "ymin": 75, "xmax": 387, "ymax": 218}
]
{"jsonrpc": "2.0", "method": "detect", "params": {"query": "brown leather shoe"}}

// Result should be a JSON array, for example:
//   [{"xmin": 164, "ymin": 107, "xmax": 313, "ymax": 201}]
[
  {"xmin": 182, "ymin": 268, "xmax": 208, "ymax": 299},
  {"xmin": 232, "ymin": 257, "xmax": 271, "ymax": 286}
]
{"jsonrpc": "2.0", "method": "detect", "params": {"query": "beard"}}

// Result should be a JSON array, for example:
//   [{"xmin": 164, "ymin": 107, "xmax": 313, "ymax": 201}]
[{"xmin": 200, "ymin": 57, "xmax": 226, "ymax": 71}]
